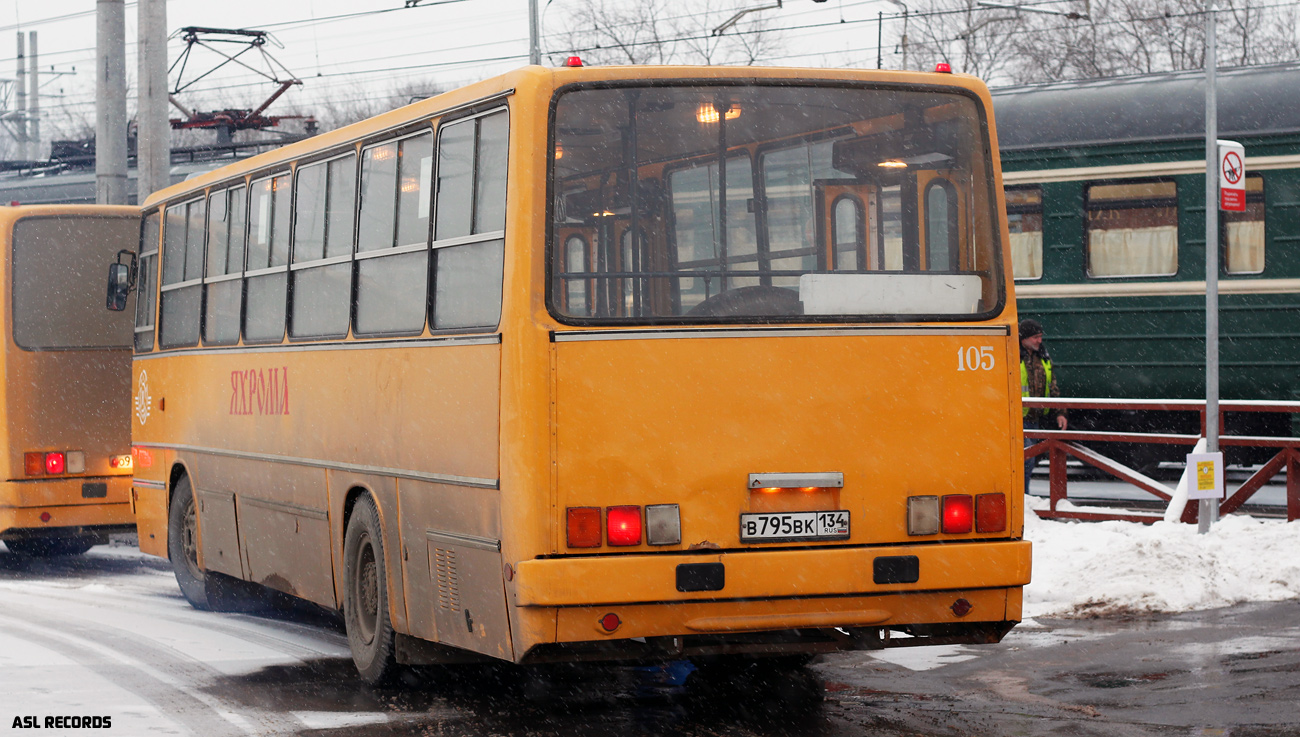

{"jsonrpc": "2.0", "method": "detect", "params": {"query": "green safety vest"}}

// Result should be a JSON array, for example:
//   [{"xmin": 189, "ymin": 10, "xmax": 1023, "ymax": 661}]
[{"xmin": 1020, "ymin": 355, "xmax": 1052, "ymax": 418}]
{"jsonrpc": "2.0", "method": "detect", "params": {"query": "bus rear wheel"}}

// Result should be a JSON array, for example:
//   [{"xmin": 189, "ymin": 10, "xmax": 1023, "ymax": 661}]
[
  {"xmin": 343, "ymin": 495, "xmax": 399, "ymax": 686},
  {"xmin": 4, "ymin": 536, "xmax": 95, "ymax": 557},
  {"xmin": 167, "ymin": 476, "xmax": 210, "ymax": 610}
]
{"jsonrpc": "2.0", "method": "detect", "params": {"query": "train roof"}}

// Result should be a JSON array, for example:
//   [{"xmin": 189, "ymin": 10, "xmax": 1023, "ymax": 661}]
[{"xmin": 991, "ymin": 63, "xmax": 1300, "ymax": 151}]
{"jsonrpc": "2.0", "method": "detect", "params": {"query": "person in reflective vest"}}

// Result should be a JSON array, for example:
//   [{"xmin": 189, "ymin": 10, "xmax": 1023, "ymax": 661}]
[{"xmin": 1020, "ymin": 318, "xmax": 1066, "ymax": 494}]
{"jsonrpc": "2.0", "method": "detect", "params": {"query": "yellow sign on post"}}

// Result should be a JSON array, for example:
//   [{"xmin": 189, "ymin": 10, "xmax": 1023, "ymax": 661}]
[{"xmin": 1187, "ymin": 452, "xmax": 1225, "ymax": 500}]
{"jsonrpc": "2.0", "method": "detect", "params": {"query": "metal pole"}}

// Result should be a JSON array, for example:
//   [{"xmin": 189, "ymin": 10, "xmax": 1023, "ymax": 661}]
[
  {"xmin": 1201, "ymin": 2, "xmax": 1219, "ymax": 533},
  {"xmin": 97, "ymin": 0, "xmax": 128, "ymax": 204},
  {"xmin": 28, "ymin": 32, "xmax": 39, "ymax": 160},
  {"xmin": 529, "ymin": 0, "xmax": 541, "ymax": 65},
  {"xmin": 15, "ymin": 32, "xmax": 27, "ymax": 161},
  {"xmin": 878, "ymin": 11, "xmax": 884, "ymax": 69},
  {"xmin": 137, "ymin": 0, "xmax": 170, "ymax": 202}
]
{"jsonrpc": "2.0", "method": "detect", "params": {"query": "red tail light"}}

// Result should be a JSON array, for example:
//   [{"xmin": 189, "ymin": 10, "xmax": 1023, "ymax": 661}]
[
  {"xmin": 606, "ymin": 506, "xmax": 642, "ymax": 546},
  {"xmin": 941, "ymin": 495, "xmax": 973, "ymax": 534},
  {"xmin": 24, "ymin": 452, "xmax": 44, "ymax": 476},
  {"xmin": 566, "ymin": 507, "xmax": 602, "ymax": 548},
  {"xmin": 976, "ymin": 493, "xmax": 1007, "ymax": 532},
  {"xmin": 45, "ymin": 452, "xmax": 66, "ymax": 475}
]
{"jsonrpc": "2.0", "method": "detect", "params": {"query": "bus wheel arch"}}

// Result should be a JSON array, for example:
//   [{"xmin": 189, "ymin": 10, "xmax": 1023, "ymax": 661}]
[{"xmin": 342, "ymin": 490, "xmax": 400, "ymax": 685}]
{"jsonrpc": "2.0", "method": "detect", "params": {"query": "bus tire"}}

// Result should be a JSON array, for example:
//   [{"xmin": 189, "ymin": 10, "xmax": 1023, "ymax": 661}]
[
  {"xmin": 4, "ymin": 536, "xmax": 95, "ymax": 557},
  {"xmin": 167, "ymin": 476, "xmax": 210, "ymax": 611},
  {"xmin": 343, "ymin": 495, "xmax": 399, "ymax": 686}
]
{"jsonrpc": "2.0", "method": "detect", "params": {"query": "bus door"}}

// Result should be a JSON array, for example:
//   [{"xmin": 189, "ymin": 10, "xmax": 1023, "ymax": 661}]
[{"xmin": 816, "ymin": 179, "xmax": 876, "ymax": 271}]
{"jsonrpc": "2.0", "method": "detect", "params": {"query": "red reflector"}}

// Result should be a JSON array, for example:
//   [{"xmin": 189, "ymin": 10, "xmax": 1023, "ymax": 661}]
[
  {"xmin": 24, "ymin": 452, "xmax": 44, "ymax": 476},
  {"xmin": 565, "ymin": 55, "xmax": 584, "ymax": 67},
  {"xmin": 45, "ymin": 452, "xmax": 66, "ymax": 475},
  {"xmin": 566, "ymin": 507, "xmax": 602, "ymax": 548},
  {"xmin": 935, "ymin": 62, "xmax": 952, "ymax": 73},
  {"xmin": 606, "ymin": 506, "xmax": 642, "ymax": 546},
  {"xmin": 600, "ymin": 612, "xmax": 621, "ymax": 632},
  {"xmin": 39, "ymin": 512, "xmax": 51, "ymax": 523},
  {"xmin": 941, "ymin": 495, "xmax": 973, "ymax": 534},
  {"xmin": 976, "ymin": 493, "xmax": 1007, "ymax": 532}
]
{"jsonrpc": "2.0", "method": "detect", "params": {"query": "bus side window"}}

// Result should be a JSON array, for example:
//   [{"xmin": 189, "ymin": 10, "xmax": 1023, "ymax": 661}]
[
  {"xmin": 244, "ymin": 173, "xmax": 292, "ymax": 342},
  {"xmin": 291, "ymin": 154, "xmax": 356, "ymax": 339},
  {"xmin": 923, "ymin": 178, "xmax": 959, "ymax": 272},
  {"xmin": 356, "ymin": 133, "xmax": 432, "ymax": 336},
  {"xmin": 158, "ymin": 197, "xmax": 204, "ymax": 348},
  {"xmin": 204, "ymin": 185, "xmax": 246, "ymax": 345},
  {"xmin": 135, "ymin": 211, "xmax": 160, "ymax": 352},
  {"xmin": 432, "ymin": 108, "xmax": 507, "ymax": 331}
]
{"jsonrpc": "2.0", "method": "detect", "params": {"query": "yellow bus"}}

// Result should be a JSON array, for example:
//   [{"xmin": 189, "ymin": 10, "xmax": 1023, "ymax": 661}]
[
  {"xmin": 120, "ymin": 63, "xmax": 1030, "ymax": 683},
  {"xmin": 0, "ymin": 205, "xmax": 137, "ymax": 557}
]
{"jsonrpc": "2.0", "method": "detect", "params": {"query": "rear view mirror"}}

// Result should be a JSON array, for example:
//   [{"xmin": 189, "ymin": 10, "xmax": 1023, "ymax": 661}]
[{"xmin": 106, "ymin": 250, "xmax": 137, "ymax": 312}]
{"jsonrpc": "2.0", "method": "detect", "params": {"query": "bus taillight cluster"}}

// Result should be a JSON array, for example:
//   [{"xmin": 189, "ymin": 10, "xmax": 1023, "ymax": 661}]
[
  {"xmin": 566, "ymin": 504, "xmax": 681, "ymax": 549},
  {"xmin": 907, "ymin": 494, "xmax": 1006, "ymax": 536},
  {"xmin": 24, "ymin": 450, "xmax": 85, "ymax": 476}
]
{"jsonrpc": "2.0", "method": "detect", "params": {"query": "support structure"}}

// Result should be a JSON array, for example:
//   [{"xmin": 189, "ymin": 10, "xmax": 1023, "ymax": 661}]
[
  {"xmin": 15, "ymin": 32, "xmax": 26, "ymax": 160},
  {"xmin": 96, "ymin": 0, "xmax": 128, "ymax": 204},
  {"xmin": 1202, "ymin": 2, "xmax": 1220, "ymax": 533},
  {"xmin": 137, "ymin": 0, "xmax": 170, "ymax": 201},
  {"xmin": 27, "ymin": 32, "xmax": 39, "ymax": 160}
]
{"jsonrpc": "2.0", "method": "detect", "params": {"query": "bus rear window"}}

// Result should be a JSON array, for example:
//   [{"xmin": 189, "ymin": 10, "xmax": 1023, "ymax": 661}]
[
  {"xmin": 12, "ymin": 217, "xmax": 136, "ymax": 350},
  {"xmin": 549, "ymin": 83, "xmax": 1002, "ymax": 323}
]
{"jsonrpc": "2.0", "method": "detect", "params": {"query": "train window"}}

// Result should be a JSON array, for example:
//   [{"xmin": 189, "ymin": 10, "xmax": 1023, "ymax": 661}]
[
  {"xmin": 203, "ymin": 185, "xmax": 245, "ymax": 346},
  {"xmin": 431, "ymin": 109, "xmax": 508, "ymax": 331},
  {"xmin": 924, "ymin": 178, "xmax": 959, "ymax": 271},
  {"xmin": 291, "ymin": 154, "xmax": 356, "ymax": 340},
  {"xmin": 1005, "ymin": 186, "xmax": 1042, "ymax": 280},
  {"xmin": 135, "ymin": 212, "xmax": 159, "ymax": 352},
  {"xmin": 1225, "ymin": 174, "xmax": 1265, "ymax": 275},
  {"xmin": 244, "ymin": 173, "xmax": 291, "ymax": 343},
  {"xmin": 159, "ymin": 197, "xmax": 205, "ymax": 348},
  {"xmin": 1085, "ymin": 180, "xmax": 1177, "ymax": 278},
  {"xmin": 357, "ymin": 132, "xmax": 432, "ymax": 336}
]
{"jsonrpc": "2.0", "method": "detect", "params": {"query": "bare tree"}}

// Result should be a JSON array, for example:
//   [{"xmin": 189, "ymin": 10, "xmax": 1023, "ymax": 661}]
[
  {"xmin": 552, "ymin": 0, "xmax": 786, "ymax": 66},
  {"xmin": 905, "ymin": 0, "xmax": 1028, "ymax": 80}
]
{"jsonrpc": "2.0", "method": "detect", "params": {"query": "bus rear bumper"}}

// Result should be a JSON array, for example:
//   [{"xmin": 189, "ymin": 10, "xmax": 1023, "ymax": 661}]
[
  {"xmin": 0, "ymin": 476, "xmax": 134, "ymax": 537},
  {"xmin": 512, "ymin": 540, "xmax": 1030, "ymax": 653}
]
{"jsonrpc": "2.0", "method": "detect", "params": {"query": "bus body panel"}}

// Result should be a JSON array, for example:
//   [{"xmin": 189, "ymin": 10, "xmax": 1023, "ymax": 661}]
[
  {"xmin": 552, "ymin": 331, "xmax": 1017, "ymax": 550},
  {"xmin": 0, "ymin": 206, "xmax": 136, "ymax": 545}
]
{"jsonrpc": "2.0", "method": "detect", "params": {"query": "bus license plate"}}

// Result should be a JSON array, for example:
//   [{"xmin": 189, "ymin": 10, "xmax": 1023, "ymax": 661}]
[{"xmin": 740, "ymin": 510, "xmax": 850, "ymax": 542}]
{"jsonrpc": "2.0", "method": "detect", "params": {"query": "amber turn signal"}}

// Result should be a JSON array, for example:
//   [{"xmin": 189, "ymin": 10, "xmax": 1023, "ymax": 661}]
[
  {"xmin": 566, "ymin": 507, "xmax": 601, "ymax": 548},
  {"xmin": 976, "ymin": 493, "xmax": 1007, "ymax": 532}
]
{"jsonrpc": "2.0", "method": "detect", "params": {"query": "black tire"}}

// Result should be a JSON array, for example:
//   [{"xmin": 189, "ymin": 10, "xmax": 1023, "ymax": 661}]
[
  {"xmin": 168, "ymin": 476, "xmax": 210, "ymax": 610},
  {"xmin": 344, "ymin": 495, "xmax": 400, "ymax": 686},
  {"xmin": 4, "ymin": 536, "xmax": 95, "ymax": 557}
]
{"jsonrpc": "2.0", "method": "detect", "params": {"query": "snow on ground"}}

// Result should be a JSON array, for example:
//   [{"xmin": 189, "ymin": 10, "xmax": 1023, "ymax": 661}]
[{"xmin": 1022, "ymin": 494, "xmax": 1300, "ymax": 619}]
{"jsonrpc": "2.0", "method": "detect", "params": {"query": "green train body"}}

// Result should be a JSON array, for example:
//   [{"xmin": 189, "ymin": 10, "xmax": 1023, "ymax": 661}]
[{"xmin": 993, "ymin": 64, "xmax": 1300, "ymax": 456}]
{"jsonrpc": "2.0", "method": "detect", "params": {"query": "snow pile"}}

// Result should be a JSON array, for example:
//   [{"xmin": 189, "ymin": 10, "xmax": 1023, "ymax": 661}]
[{"xmin": 1023, "ymin": 496, "xmax": 1300, "ymax": 618}]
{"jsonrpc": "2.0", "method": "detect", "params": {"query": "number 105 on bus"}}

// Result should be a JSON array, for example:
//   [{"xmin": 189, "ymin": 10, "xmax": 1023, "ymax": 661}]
[{"xmin": 741, "ymin": 511, "xmax": 850, "ymax": 541}]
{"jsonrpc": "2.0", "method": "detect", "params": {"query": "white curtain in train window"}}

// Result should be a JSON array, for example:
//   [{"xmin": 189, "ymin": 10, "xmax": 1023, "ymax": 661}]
[
  {"xmin": 1009, "ymin": 231, "xmax": 1042, "ymax": 279},
  {"xmin": 1226, "ymin": 220, "xmax": 1265, "ymax": 274},
  {"xmin": 1087, "ymin": 226, "xmax": 1177, "ymax": 277}
]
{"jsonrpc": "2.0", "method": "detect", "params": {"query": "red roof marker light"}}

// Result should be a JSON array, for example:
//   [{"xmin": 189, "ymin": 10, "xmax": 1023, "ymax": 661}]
[
  {"xmin": 564, "ymin": 56, "xmax": 584, "ymax": 67},
  {"xmin": 935, "ymin": 62, "xmax": 952, "ymax": 73}
]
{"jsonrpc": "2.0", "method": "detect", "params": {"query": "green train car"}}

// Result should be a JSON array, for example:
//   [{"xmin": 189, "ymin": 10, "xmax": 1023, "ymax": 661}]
[{"xmin": 993, "ymin": 63, "xmax": 1300, "ymax": 464}]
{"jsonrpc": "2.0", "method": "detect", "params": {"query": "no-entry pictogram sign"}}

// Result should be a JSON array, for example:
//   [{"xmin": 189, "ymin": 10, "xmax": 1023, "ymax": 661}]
[{"xmin": 1218, "ymin": 140, "xmax": 1246, "ymax": 211}]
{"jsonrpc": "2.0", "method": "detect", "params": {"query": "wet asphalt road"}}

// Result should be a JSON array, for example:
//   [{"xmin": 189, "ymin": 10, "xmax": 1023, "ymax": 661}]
[{"xmin": 2, "ymin": 541, "xmax": 1299, "ymax": 736}]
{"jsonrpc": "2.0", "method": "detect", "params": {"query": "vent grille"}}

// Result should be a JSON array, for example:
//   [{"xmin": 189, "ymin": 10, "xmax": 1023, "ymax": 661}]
[{"xmin": 434, "ymin": 547, "xmax": 459, "ymax": 611}]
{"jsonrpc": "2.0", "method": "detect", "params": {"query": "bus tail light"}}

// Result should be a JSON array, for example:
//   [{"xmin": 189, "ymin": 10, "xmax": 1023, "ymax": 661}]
[
  {"xmin": 976, "ymin": 493, "xmax": 1007, "ymax": 532},
  {"xmin": 942, "ymin": 495, "xmax": 973, "ymax": 534},
  {"xmin": 566, "ymin": 507, "xmax": 601, "ymax": 548},
  {"xmin": 66, "ymin": 451, "xmax": 85, "ymax": 474},
  {"xmin": 606, "ymin": 506, "xmax": 642, "ymax": 546},
  {"xmin": 645, "ymin": 504, "xmax": 680, "ymax": 546},
  {"xmin": 110, "ymin": 454, "xmax": 133, "ymax": 470},
  {"xmin": 44, "ymin": 452, "xmax": 66, "ymax": 475},
  {"xmin": 907, "ymin": 495, "xmax": 939, "ymax": 536},
  {"xmin": 24, "ymin": 452, "xmax": 44, "ymax": 476}
]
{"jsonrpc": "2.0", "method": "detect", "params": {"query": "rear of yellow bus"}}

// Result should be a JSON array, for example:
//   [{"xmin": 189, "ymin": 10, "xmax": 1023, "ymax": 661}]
[
  {"xmin": 511, "ymin": 67, "xmax": 1028, "ymax": 663},
  {"xmin": 0, "ymin": 206, "xmax": 137, "ymax": 556}
]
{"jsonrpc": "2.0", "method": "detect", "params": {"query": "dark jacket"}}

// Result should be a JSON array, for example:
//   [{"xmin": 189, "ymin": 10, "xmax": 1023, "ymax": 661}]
[{"xmin": 1020, "ymin": 346, "xmax": 1065, "ymax": 424}]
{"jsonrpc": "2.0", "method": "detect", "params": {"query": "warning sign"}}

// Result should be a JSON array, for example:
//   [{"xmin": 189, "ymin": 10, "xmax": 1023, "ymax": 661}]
[
  {"xmin": 1218, "ymin": 140, "xmax": 1245, "ymax": 212},
  {"xmin": 1186, "ymin": 451, "xmax": 1224, "ymax": 500}
]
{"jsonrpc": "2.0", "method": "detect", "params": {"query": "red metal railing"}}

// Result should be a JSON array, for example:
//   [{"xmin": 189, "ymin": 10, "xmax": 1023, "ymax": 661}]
[{"xmin": 1022, "ymin": 397, "xmax": 1300, "ymax": 524}]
